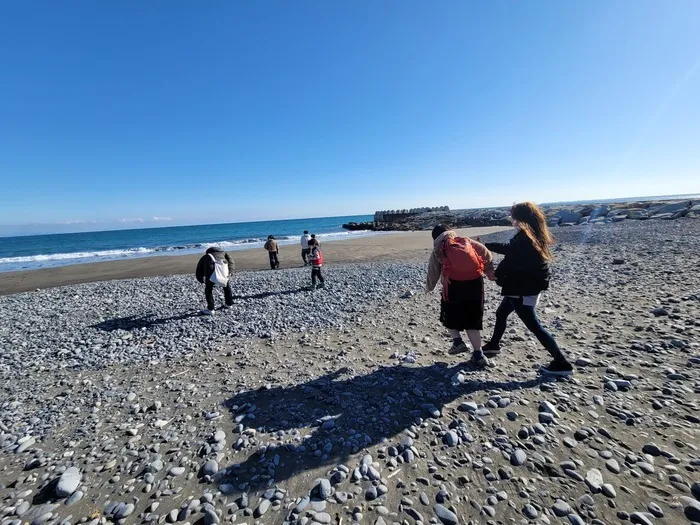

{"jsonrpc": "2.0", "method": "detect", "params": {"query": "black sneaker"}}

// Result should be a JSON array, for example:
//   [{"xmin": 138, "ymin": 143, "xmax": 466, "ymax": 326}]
[
  {"xmin": 448, "ymin": 341, "xmax": 468, "ymax": 355},
  {"xmin": 469, "ymin": 351, "xmax": 490, "ymax": 369},
  {"xmin": 540, "ymin": 359, "xmax": 574, "ymax": 376},
  {"xmin": 482, "ymin": 340, "xmax": 501, "ymax": 357}
]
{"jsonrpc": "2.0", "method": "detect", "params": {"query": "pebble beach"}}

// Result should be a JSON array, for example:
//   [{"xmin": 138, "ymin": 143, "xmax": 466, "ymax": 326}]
[{"xmin": 1, "ymin": 219, "xmax": 699, "ymax": 525}]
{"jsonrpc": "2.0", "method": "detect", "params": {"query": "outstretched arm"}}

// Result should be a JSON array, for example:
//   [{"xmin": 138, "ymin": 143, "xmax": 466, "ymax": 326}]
[
  {"xmin": 484, "ymin": 241, "xmax": 511, "ymax": 255},
  {"xmin": 470, "ymin": 239, "xmax": 496, "ymax": 281}
]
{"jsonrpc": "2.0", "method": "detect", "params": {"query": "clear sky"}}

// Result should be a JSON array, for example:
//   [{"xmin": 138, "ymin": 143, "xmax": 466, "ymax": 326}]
[{"xmin": 1, "ymin": 1, "xmax": 699, "ymax": 234}]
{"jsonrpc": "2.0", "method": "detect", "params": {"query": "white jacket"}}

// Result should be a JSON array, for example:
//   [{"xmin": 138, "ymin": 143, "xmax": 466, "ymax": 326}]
[{"xmin": 300, "ymin": 234, "xmax": 310, "ymax": 249}]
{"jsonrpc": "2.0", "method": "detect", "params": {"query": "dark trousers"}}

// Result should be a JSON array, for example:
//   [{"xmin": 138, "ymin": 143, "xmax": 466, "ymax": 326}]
[
  {"xmin": 311, "ymin": 266, "xmax": 324, "ymax": 285},
  {"xmin": 490, "ymin": 297, "xmax": 565, "ymax": 361},
  {"xmin": 301, "ymin": 248, "xmax": 311, "ymax": 265},
  {"xmin": 205, "ymin": 280, "xmax": 233, "ymax": 310},
  {"xmin": 268, "ymin": 251, "xmax": 279, "ymax": 269}
]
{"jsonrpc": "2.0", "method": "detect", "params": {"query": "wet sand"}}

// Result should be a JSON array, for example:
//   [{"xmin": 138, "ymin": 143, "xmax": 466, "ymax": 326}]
[{"xmin": 0, "ymin": 226, "xmax": 511, "ymax": 295}]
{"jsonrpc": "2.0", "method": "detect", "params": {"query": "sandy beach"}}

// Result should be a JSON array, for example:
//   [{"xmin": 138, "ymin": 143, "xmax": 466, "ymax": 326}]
[{"xmin": 0, "ymin": 226, "xmax": 510, "ymax": 296}]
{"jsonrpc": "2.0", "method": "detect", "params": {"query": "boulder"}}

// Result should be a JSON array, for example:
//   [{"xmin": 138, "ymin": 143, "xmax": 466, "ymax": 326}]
[
  {"xmin": 552, "ymin": 209, "xmax": 583, "ymax": 224},
  {"xmin": 648, "ymin": 201, "xmax": 691, "ymax": 216},
  {"xmin": 577, "ymin": 216, "xmax": 590, "ymax": 225},
  {"xmin": 607, "ymin": 209, "xmax": 628, "ymax": 218},
  {"xmin": 651, "ymin": 211, "xmax": 685, "ymax": 220},
  {"xmin": 626, "ymin": 209, "xmax": 649, "ymax": 220},
  {"xmin": 589, "ymin": 205, "xmax": 611, "ymax": 219},
  {"xmin": 687, "ymin": 204, "xmax": 700, "ymax": 217}
]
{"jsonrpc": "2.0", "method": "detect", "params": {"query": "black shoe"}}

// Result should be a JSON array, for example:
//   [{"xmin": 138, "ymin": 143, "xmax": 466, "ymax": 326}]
[
  {"xmin": 469, "ymin": 351, "xmax": 490, "ymax": 369},
  {"xmin": 482, "ymin": 340, "xmax": 501, "ymax": 357},
  {"xmin": 540, "ymin": 359, "xmax": 574, "ymax": 376},
  {"xmin": 448, "ymin": 341, "xmax": 468, "ymax": 355}
]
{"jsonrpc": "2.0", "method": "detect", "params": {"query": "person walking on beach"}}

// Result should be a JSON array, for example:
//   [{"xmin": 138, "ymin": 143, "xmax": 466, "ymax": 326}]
[
  {"xmin": 300, "ymin": 230, "xmax": 311, "ymax": 266},
  {"xmin": 308, "ymin": 238, "xmax": 325, "ymax": 289},
  {"xmin": 481, "ymin": 202, "xmax": 574, "ymax": 376},
  {"xmin": 195, "ymin": 247, "xmax": 235, "ymax": 315},
  {"xmin": 426, "ymin": 224, "xmax": 495, "ymax": 368},
  {"xmin": 264, "ymin": 235, "xmax": 280, "ymax": 269}
]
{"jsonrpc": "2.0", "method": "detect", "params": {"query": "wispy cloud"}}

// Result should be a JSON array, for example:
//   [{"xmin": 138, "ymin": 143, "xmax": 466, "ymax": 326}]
[
  {"xmin": 118, "ymin": 218, "xmax": 144, "ymax": 223},
  {"xmin": 152, "ymin": 217, "xmax": 173, "ymax": 221},
  {"xmin": 60, "ymin": 220, "xmax": 97, "ymax": 225}
]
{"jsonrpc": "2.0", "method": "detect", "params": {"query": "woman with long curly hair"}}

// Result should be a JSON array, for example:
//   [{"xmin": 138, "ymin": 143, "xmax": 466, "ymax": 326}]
[{"xmin": 482, "ymin": 202, "xmax": 573, "ymax": 375}]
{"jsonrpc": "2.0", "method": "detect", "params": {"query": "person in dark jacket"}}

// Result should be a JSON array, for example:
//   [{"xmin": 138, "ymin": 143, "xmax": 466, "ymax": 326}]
[
  {"xmin": 481, "ymin": 202, "xmax": 573, "ymax": 376},
  {"xmin": 195, "ymin": 247, "xmax": 235, "ymax": 315}
]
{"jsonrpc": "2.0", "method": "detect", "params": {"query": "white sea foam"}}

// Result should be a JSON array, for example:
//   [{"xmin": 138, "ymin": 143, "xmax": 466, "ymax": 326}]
[
  {"xmin": 0, "ymin": 229, "xmax": 388, "ymax": 272},
  {"xmin": 0, "ymin": 247, "xmax": 155, "ymax": 265}
]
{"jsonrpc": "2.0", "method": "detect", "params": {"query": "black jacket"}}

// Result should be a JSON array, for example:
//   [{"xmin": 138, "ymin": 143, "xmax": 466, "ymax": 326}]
[
  {"xmin": 485, "ymin": 231, "xmax": 550, "ymax": 296},
  {"xmin": 196, "ymin": 247, "xmax": 235, "ymax": 284}
]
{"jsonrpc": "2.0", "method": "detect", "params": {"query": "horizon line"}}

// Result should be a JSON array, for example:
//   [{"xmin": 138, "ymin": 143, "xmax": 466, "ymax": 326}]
[{"xmin": 1, "ymin": 191, "xmax": 699, "ymax": 239}]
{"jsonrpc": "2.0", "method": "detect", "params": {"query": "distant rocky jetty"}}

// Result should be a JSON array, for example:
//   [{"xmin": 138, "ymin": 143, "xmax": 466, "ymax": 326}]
[
  {"xmin": 544, "ymin": 199, "xmax": 699, "ymax": 226},
  {"xmin": 343, "ymin": 198, "xmax": 700, "ymax": 231}
]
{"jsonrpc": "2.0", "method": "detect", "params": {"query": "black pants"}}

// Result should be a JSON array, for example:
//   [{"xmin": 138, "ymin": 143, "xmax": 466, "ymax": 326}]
[
  {"xmin": 205, "ymin": 280, "xmax": 233, "ymax": 311},
  {"xmin": 311, "ymin": 267, "xmax": 324, "ymax": 285},
  {"xmin": 490, "ymin": 296, "xmax": 565, "ymax": 361},
  {"xmin": 268, "ymin": 251, "xmax": 279, "ymax": 269},
  {"xmin": 301, "ymin": 248, "xmax": 311, "ymax": 265}
]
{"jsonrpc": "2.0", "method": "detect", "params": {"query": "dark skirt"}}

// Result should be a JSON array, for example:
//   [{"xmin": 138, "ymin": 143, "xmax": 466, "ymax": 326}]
[{"xmin": 439, "ymin": 277, "xmax": 484, "ymax": 331}]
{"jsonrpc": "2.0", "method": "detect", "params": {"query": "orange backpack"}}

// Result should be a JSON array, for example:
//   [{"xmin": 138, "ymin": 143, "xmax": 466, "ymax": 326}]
[{"xmin": 441, "ymin": 236, "xmax": 485, "ymax": 285}]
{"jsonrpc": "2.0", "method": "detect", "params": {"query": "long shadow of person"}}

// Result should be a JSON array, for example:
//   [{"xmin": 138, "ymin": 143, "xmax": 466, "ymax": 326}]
[
  {"xmin": 218, "ymin": 362, "xmax": 547, "ymax": 495},
  {"xmin": 91, "ymin": 311, "xmax": 202, "ymax": 331}
]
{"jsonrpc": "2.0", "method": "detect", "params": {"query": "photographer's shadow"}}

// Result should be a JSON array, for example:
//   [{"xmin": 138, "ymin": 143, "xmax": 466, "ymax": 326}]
[{"xmin": 219, "ymin": 362, "xmax": 546, "ymax": 493}]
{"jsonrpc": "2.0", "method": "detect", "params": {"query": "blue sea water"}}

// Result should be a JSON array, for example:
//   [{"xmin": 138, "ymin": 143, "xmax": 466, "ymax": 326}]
[{"xmin": 0, "ymin": 215, "xmax": 374, "ymax": 272}]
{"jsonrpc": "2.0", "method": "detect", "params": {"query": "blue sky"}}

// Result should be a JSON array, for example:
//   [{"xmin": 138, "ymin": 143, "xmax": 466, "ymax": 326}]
[{"xmin": 1, "ymin": 1, "xmax": 699, "ymax": 234}]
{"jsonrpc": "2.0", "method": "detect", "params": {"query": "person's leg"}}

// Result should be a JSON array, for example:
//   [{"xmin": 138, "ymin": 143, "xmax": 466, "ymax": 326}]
[
  {"xmin": 446, "ymin": 328, "xmax": 468, "ymax": 354},
  {"xmin": 486, "ymin": 297, "xmax": 515, "ymax": 346},
  {"xmin": 317, "ymin": 267, "xmax": 325, "ymax": 284},
  {"xmin": 512, "ymin": 300, "xmax": 567, "ymax": 362},
  {"xmin": 223, "ymin": 281, "xmax": 233, "ymax": 307},
  {"xmin": 301, "ymin": 249, "xmax": 307, "ymax": 265},
  {"xmin": 311, "ymin": 268, "xmax": 318, "ymax": 286},
  {"xmin": 268, "ymin": 252, "xmax": 275, "ymax": 269},
  {"xmin": 274, "ymin": 253, "xmax": 280, "ymax": 269},
  {"xmin": 466, "ymin": 330, "xmax": 482, "ymax": 352},
  {"xmin": 204, "ymin": 281, "xmax": 215, "ymax": 311}
]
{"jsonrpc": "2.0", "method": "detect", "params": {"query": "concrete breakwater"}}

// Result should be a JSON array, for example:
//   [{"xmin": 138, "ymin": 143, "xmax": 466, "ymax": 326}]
[{"xmin": 343, "ymin": 198, "xmax": 700, "ymax": 231}]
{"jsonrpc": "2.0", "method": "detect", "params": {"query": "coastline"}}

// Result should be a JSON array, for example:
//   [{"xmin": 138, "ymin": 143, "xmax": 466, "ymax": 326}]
[{"xmin": 0, "ymin": 226, "xmax": 511, "ymax": 296}]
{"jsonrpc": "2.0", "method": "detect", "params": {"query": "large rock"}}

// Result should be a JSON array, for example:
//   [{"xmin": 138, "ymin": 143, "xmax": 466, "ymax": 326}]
[
  {"xmin": 589, "ymin": 205, "xmax": 610, "ymax": 219},
  {"xmin": 687, "ymin": 204, "xmax": 700, "ymax": 217},
  {"xmin": 626, "ymin": 208, "xmax": 649, "ymax": 220},
  {"xmin": 56, "ymin": 467, "xmax": 81, "ymax": 497},
  {"xmin": 607, "ymin": 209, "xmax": 629, "ymax": 218},
  {"xmin": 552, "ymin": 209, "xmax": 583, "ymax": 224},
  {"xmin": 648, "ymin": 200, "xmax": 691, "ymax": 216}
]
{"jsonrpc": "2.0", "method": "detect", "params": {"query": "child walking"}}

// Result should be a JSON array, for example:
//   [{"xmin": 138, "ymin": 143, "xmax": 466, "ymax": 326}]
[
  {"xmin": 308, "ymin": 238, "xmax": 325, "ymax": 289},
  {"xmin": 481, "ymin": 202, "xmax": 574, "ymax": 376},
  {"xmin": 426, "ymin": 224, "xmax": 495, "ymax": 368}
]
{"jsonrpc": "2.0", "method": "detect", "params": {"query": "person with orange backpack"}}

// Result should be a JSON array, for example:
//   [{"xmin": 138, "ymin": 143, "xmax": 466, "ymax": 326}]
[{"xmin": 426, "ymin": 224, "xmax": 495, "ymax": 368}]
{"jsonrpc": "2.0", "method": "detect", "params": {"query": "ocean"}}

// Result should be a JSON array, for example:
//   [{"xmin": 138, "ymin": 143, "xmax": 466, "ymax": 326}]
[{"xmin": 0, "ymin": 215, "xmax": 375, "ymax": 272}]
